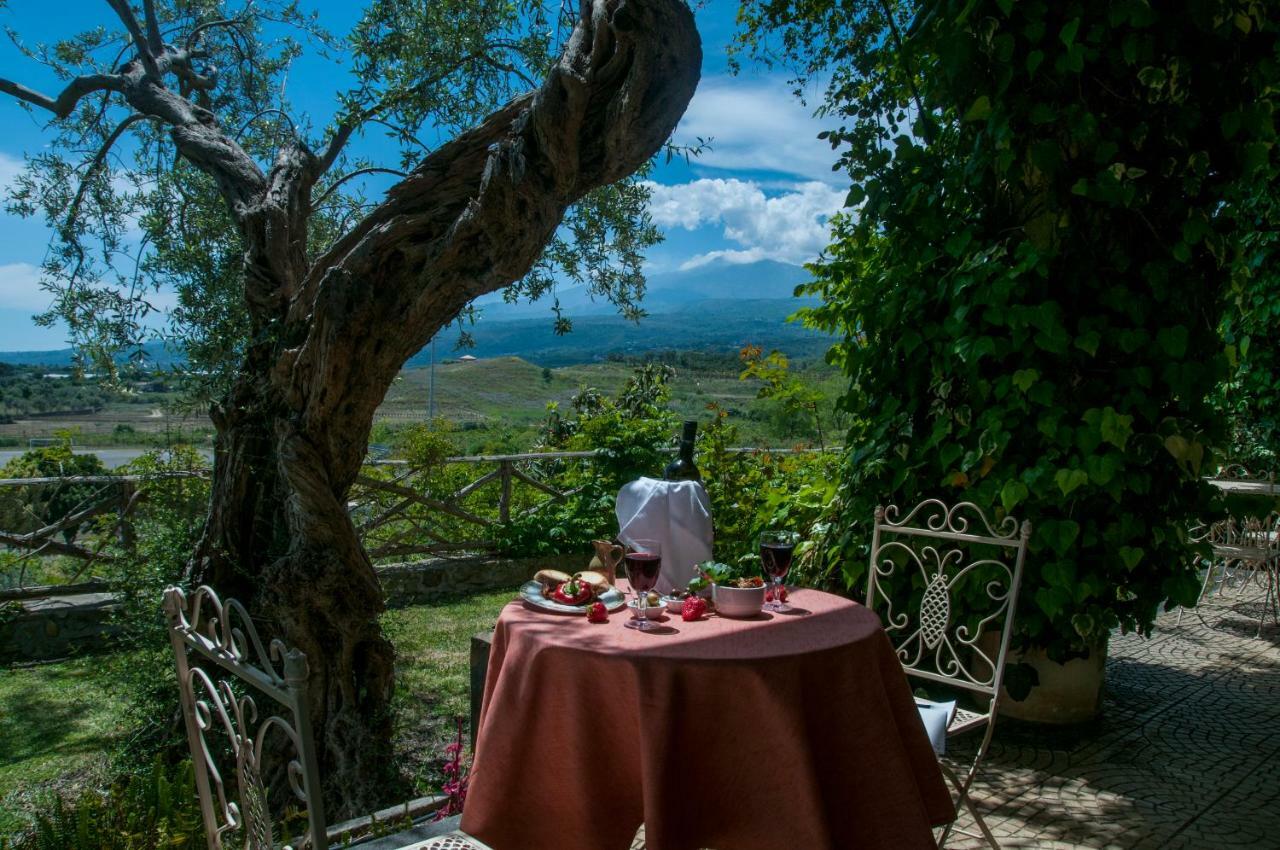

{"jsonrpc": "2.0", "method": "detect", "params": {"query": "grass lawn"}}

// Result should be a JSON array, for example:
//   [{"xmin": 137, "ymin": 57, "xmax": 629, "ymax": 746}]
[
  {"xmin": 0, "ymin": 589, "xmax": 515, "ymax": 837},
  {"xmin": 381, "ymin": 588, "xmax": 514, "ymax": 794},
  {"xmin": 0, "ymin": 655, "xmax": 129, "ymax": 833}
]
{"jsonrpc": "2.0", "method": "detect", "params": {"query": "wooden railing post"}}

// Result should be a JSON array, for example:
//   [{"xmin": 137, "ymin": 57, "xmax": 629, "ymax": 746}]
[{"xmin": 498, "ymin": 460, "xmax": 513, "ymax": 524}]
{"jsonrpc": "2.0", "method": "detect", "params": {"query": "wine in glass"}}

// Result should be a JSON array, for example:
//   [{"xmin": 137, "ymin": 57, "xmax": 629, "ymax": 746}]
[
  {"xmin": 624, "ymin": 539, "xmax": 663, "ymax": 631},
  {"xmin": 760, "ymin": 530, "xmax": 799, "ymax": 612}
]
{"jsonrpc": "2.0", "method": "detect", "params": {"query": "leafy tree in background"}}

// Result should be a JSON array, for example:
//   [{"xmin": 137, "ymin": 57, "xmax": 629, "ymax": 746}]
[
  {"xmin": 736, "ymin": 1, "xmax": 1280, "ymax": 659},
  {"xmin": 1, "ymin": 0, "xmax": 700, "ymax": 809}
]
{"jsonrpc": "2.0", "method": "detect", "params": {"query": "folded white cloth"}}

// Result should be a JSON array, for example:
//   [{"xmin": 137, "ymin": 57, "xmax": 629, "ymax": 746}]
[
  {"xmin": 615, "ymin": 477, "xmax": 714, "ymax": 594},
  {"xmin": 915, "ymin": 699, "xmax": 957, "ymax": 756}
]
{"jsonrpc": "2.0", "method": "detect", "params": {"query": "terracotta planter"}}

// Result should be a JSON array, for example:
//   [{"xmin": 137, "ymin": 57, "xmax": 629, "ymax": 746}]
[{"xmin": 980, "ymin": 632, "xmax": 1107, "ymax": 724}]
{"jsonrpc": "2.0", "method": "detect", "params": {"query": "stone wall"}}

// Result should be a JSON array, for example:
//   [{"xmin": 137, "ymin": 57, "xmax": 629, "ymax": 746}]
[
  {"xmin": 0, "ymin": 555, "xmax": 582, "ymax": 663},
  {"xmin": 376, "ymin": 553, "xmax": 584, "ymax": 607},
  {"xmin": 0, "ymin": 592, "xmax": 121, "ymax": 663}
]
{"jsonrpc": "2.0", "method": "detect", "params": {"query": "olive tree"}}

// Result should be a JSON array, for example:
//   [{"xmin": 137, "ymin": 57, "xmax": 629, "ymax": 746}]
[{"xmin": 1, "ymin": 0, "xmax": 700, "ymax": 810}]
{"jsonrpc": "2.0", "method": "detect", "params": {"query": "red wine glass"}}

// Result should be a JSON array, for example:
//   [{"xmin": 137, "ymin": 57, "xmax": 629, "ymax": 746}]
[
  {"xmin": 760, "ymin": 530, "xmax": 798, "ymax": 612},
  {"xmin": 623, "ymin": 538, "xmax": 663, "ymax": 631}
]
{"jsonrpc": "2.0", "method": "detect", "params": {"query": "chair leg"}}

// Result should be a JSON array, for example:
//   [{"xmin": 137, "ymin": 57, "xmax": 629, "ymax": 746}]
[
  {"xmin": 938, "ymin": 760, "xmax": 1000, "ymax": 849},
  {"xmin": 1178, "ymin": 557, "xmax": 1218, "ymax": 628}
]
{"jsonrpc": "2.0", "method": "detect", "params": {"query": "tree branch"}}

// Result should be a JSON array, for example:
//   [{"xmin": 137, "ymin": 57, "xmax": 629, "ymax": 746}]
[
  {"xmin": 315, "ymin": 49, "xmax": 497, "ymax": 175},
  {"xmin": 186, "ymin": 15, "xmax": 249, "ymax": 49},
  {"xmin": 62, "ymin": 113, "xmax": 149, "ymax": 236},
  {"xmin": 0, "ymin": 73, "xmax": 123, "ymax": 119},
  {"xmin": 105, "ymin": 0, "xmax": 160, "ymax": 76},
  {"xmin": 143, "ymin": 0, "xmax": 164, "ymax": 56},
  {"xmin": 313, "ymin": 167, "xmax": 409, "ymax": 206},
  {"xmin": 283, "ymin": 0, "xmax": 701, "ymax": 487}
]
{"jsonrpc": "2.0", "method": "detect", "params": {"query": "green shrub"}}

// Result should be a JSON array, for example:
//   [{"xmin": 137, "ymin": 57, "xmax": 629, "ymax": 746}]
[
  {"xmin": 105, "ymin": 446, "xmax": 210, "ymax": 773},
  {"xmin": 4, "ymin": 757, "xmax": 202, "ymax": 850}
]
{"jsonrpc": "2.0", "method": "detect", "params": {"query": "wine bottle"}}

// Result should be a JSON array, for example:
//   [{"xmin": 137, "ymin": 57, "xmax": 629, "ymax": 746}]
[{"xmin": 663, "ymin": 420, "xmax": 701, "ymax": 481}]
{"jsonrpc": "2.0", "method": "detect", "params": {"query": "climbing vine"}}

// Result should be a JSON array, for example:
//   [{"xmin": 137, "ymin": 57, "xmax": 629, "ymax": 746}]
[{"xmin": 737, "ymin": 0, "xmax": 1280, "ymax": 656}]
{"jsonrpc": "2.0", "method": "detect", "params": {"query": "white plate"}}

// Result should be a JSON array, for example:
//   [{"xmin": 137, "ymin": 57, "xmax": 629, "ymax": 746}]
[{"xmin": 519, "ymin": 581, "xmax": 628, "ymax": 615}]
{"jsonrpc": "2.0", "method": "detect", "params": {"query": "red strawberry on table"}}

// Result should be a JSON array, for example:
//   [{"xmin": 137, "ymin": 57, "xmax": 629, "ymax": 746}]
[
  {"xmin": 586, "ymin": 601, "xmax": 608, "ymax": 623},
  {"xmin": 681, "ymin": 596, "xmax": 708, "ymax": 621},
  {"xmin": 765, "ymin": 586, "xmax": 789, "ymax": 603}
]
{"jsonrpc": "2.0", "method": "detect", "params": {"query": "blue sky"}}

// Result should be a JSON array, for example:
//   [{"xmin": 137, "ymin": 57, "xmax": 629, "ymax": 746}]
[{"xmin": 0, "ymin": 0, "xmax": 844, "ymax": 351}]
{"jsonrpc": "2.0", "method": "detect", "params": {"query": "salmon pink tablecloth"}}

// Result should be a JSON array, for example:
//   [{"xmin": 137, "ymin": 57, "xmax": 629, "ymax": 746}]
[{"xmin": 460, "ymin": 585, "xmax": 953, "ymax": 850}]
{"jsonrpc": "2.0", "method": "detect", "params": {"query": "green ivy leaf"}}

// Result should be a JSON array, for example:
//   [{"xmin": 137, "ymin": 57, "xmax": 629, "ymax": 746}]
[
  {"xmin": 1012, "ymin": 368, "xmax": 1039, "ymax": 391},
  {"xmin": 964, "ymin": 95, "xmax": 993, "ymax": 122},
  {"xmin": 1100, "ymin": 407, "xmax": 1134, "ymax": 449},
  {"xmin": 1059, "ymin": 18, "xmax": 1081, "ymax": 48},
  {"xmin": 1118, "ymin": 546, "xmax": 1144, "ymax": 571},
  {"xmin": 1001, "ymin": 479, "xmax": 1029, "ymax": 511},
  {"xmin": 1156, "ymin": 326, "xmax": 1188, "ymax": 358},
  {"xmin": 1055, "ymin": 468, "xmax": 1089, "ymax": 495},
  {"xmin": 1071, "ymin": 612, "xmax": 1096, "ymax": 639}
]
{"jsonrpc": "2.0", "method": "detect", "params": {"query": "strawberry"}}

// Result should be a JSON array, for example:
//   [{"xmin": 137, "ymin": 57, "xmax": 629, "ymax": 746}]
[
  {"xmin": 586, "ymin": 601, "xmax": 608, "ymax": 623},
  {"xmin": 681, "ymin": 596, "xmax": 708, "ymax": 621},
  {"xmin": 765, "ymin": 586, "xmax": 789, "ymax": 603}
]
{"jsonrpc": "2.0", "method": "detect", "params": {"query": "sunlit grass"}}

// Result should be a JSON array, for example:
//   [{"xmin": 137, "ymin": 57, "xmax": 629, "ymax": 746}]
[{"xmin": 0, "ymin": 589, "xmax": 518, "ymax": 835}]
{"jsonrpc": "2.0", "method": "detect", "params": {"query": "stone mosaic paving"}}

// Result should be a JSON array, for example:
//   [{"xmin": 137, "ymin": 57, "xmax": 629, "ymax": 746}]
[{"xmin": 630, "ymin": 586, "xmax": 1280, "ymax": 850}]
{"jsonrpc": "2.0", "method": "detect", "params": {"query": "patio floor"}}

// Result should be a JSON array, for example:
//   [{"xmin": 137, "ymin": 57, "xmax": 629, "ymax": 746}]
[
  {"xmin": 935, "ymin": 589, "xmax": 1280, "ymax": 849},
  {"xmin": 628, "ymin": 586, "xmax": 1280, "ymax": 850}
]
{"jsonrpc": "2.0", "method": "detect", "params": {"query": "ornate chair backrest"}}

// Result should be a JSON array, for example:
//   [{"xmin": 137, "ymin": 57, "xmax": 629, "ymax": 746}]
[
  {"xmin": 1202, "ymin": 511, "xmax": 1280, "ymax": 554},
  {"xmin": 866, "ymin": 500, "xmax": 1032, "ymax": 703},
  {"xmin": 163, "ymin": 585, "xmax": 328, "ymax": 850}
]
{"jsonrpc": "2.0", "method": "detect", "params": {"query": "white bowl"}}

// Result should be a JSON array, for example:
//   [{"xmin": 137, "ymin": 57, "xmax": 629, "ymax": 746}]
[
  {"xmin": 662, "ymin": 595, "xmax": 688, "ymax": 614},
  {"xmin": 627, "ymin": 600, "xmax": 667, "ymax": 620},
  {"xmin": 712, "ymin": 583, "xmax": 766, "ymax": 618}
]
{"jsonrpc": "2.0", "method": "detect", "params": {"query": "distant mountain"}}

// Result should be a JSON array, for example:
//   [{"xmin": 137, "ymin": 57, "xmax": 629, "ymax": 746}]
[
  {"xmin": 473, "ymin": 258, "xmax": 812, "ymax": 320},
  {"xmin": 0, "ymin": 341, "xmax": 180, "ymax": 369},
  {"xmin": 415, "ymin": 297, "xmax": 829, "ymax": 367},
  {"xmin": 1, "ymin": 260, "xmax": 831, "ymax": 369}
]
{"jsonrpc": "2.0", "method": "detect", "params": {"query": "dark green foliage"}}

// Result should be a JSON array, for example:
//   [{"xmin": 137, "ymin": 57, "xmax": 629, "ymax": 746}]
[
  {"xmin": 738, "ymin": 1, "xmax": 1280, "ymax": 656},
  {"xmin": 4, "ymin": 757, "xmax": 202, "ymax": 850},
  {"xmin": 0, "ymin": 437, "xmax": 109, "ymax": 543},
  {"xmin": 0, "ymin": 368, "xmax": 111, "ymax": 418},
  {"xmin": 103, "ymin": 447, "xmax": 210, "ymax": 772}
]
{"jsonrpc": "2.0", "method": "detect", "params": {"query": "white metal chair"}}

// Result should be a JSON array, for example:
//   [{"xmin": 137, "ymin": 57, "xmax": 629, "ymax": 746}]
[
  {"xmin": 866, "ymin": 500, "xmax": 1031, "ymax": 849},
  {"xmin": 1178, "ymin": 512, "xmax": 1280, "ymax": 636},
  {"xmin": 163, "ymin": 585, "xmax": 491, "ymax": 850}
]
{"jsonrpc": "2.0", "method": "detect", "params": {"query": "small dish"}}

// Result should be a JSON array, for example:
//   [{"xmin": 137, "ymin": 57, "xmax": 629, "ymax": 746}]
[
  {"xmin": 626, "ymin": 600, "xmax": 667, "ymax": 620},
  {"xmin": 711, "ymin": 583, "xmax": 767, "ymax": 618},
  {"xmin": 662, "ymin": 595, "xmax": 687, "ymax": 614}
]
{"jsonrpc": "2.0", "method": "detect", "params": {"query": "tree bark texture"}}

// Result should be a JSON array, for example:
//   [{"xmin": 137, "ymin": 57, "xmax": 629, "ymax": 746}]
[{"xmin": 181, "ymin": 0, "xmax": 702, "ymax": 815}]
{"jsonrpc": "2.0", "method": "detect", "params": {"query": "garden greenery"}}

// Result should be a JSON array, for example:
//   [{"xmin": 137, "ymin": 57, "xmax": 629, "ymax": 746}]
[{"xmin": 737, "ymin": 0, "xmax": 1280, "ymax": 657}]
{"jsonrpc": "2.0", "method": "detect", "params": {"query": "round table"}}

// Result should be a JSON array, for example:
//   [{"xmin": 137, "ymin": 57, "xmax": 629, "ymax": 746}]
[{"xmin": 460, "ymin": 584, "xmax": 953, "ymax": 850}]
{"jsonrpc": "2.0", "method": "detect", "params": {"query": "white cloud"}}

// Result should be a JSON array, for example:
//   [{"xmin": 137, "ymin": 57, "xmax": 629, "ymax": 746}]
[
  {"xmin": 0, "ymin": 152, "xmax": 21, "ymax": 194},
  {"xmin": 646, "ymin": 178, "xmax": 844, "ymax": 268},
  {"xmin": 0, "ymin": 262, "xmax": 49, "ymax": 311},
  {"xmin": 675, "ymin": 76, "xmax": 839, "ymax": 183}
]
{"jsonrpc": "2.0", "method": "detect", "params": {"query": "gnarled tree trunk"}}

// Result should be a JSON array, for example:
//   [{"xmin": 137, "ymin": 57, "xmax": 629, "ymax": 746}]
[{"xmin": 184, "ymin": 0, "xmax": 701, "ymax": 813}]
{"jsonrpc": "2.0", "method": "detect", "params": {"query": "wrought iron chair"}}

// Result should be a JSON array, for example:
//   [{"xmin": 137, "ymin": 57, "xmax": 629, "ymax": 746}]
[
  {"xmin": 866, "ymin": 500, "xmax": 1031, "ymax": 850},
  {"xmin": 1178, "ymin": 512, "xmax": 1280, "ymax": 636},
  {"xmin": 163, "ymin": 585, "xmax": 491, "ymax": 850}
]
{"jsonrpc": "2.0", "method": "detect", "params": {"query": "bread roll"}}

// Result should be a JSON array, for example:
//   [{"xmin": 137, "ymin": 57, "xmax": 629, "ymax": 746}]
[
  {"xmin": 533, "ymin": 569, "xmax": 572, "ymax": 589},
  {"xmin": 573, "ymin": 570, "xmax": 610, "ymax": 593}
]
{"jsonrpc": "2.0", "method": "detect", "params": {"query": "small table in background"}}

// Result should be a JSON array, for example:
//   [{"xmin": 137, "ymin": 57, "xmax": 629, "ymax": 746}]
[{"xmin": 461, "ymin": 584, "xmax": 953, "ymax": 850}]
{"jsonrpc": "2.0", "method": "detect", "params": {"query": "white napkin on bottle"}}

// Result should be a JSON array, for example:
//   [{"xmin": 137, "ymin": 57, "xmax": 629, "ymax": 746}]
[{"xmin": 615, "ymin": 477, "xmax": 714, "ymax": 594}]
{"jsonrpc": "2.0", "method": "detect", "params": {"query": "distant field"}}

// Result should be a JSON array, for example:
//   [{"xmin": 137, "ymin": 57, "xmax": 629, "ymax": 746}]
[{"xmin": 0, "ymin": 354, "xmax": 842, "ymax": 451}]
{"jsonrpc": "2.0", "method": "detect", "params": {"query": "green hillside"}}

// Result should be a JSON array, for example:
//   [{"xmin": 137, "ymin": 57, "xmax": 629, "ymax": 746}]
[{"xmin": 377, "ymin": 354, "xmax": 843, "ymax": 451}]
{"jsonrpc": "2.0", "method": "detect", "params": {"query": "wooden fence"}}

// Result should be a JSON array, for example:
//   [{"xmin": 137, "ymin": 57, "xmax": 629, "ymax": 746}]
[{"xmin": 0, "ymin": 447, "xmax": 830, "ymax": 587}]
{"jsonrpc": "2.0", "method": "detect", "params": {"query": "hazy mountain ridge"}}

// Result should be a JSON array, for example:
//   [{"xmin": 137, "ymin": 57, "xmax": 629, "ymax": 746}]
[{"xmin": 2, "ymin": 261, "xmax": 830, "ymax": 368}]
